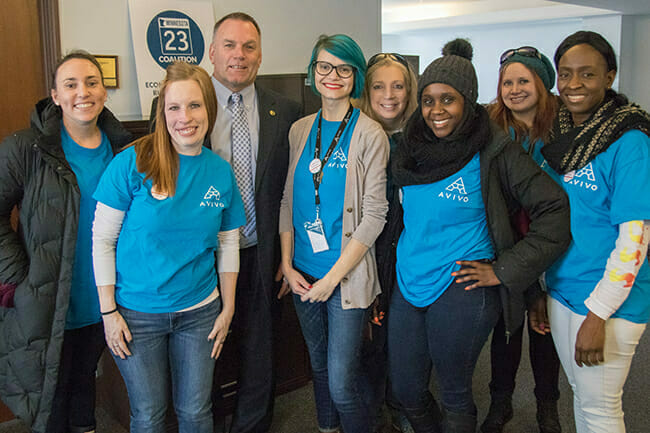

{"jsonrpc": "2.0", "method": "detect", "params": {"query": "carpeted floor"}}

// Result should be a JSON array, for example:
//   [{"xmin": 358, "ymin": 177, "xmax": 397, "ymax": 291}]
[{"xmin": 2, "ymin": 328, "xmax": 649, "ymax": 433}]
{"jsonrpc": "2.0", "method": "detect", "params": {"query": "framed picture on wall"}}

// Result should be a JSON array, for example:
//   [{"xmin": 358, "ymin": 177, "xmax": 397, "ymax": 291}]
[{"xmin": 94, "ymin": 55, "xmax": 119, "ymax": 88}]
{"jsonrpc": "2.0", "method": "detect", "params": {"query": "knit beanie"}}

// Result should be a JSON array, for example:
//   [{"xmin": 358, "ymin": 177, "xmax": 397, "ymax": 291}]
[
  {"xmin": 501, "ymin": 50, "xmax": 555, "ymax": 91},
  {"xmin": 418, "ymin": 38, "xmax": 478, "ymax": 105}
]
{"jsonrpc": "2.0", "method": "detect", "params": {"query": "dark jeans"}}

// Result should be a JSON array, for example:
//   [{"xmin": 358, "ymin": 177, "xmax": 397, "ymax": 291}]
[
  {"xmin": 360, "ymin": 318, "xmax": 389, "ymax": 429},
  {"xmin": 293, "ymin": 281, "xmax": 370, "ymax": 433},
  {"xmin": 488, "ymin": 313, "xmax": 561, "ymax": 402},
  {"xmin": 228, "ymin": 246, "xmax": 280, "ymax": 433},
  {"xmin": 46, "ymin": 321, "xmax": 106, "ymax": 433},
  {"xmin": 388, "ymin": 280, "xmax": 500, "ymax": 425},
  {"xmin": 359, "ymin": 303, "xmax": 405, "ymax": 431}
]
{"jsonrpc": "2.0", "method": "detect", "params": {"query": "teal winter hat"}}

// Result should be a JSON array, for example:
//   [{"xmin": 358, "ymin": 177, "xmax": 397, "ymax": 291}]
[{"xmin": 500, "ymin": 47, "xmax": 555, "ymax": 90}]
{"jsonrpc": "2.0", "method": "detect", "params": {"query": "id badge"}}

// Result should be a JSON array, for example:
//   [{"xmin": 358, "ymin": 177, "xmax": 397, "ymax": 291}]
[{"xmin": 304, "ymin": 219, "xmax": 329, "ymax": 253}]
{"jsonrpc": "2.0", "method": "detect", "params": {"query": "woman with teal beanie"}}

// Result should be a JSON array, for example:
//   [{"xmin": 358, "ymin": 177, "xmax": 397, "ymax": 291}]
[{"xmin": 483, "ymin": 46, "xmax": 562, "ymax": 433}]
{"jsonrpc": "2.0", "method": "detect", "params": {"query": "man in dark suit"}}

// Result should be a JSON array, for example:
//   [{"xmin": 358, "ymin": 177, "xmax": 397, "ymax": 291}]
[{"xmin": 208, "ymin": 12, "xmax": 301, "ymax": 433}]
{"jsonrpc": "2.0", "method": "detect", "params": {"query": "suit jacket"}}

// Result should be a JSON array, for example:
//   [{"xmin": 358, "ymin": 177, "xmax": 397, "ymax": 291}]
[{"xmin": 252, "ymin": 85, "xmax": 301, "ymax": 292}]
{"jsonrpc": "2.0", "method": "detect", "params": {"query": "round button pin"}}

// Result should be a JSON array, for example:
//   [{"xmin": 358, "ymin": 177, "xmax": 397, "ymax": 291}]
[{"xmin": 309, "ymin": 159, "xmax": 322, "ymax": 174}]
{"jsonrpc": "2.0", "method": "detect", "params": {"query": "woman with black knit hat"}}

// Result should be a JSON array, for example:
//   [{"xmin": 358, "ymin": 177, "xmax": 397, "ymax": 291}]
[
  {"xmin": 386, "ymin": 39, "xmax": 571, "ymax": 433},
  {"xmin": 529, "ymin": 31, "xmax": 650, "ymax": 433},
  {"xmin": 481, "ymin": 47, "xmax": 562, "ymax": 433}
]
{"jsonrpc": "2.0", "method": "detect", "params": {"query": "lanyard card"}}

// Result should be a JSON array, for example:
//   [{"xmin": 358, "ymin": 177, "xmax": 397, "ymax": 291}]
[{"xmin": 304, "ymin": 219, "xmax": 329, "ymax": 253}]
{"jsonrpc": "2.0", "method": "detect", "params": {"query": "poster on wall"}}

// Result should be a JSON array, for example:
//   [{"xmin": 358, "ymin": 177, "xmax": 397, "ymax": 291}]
[{"xmin": 128, "ymin": 0, "xmax": 215, "ymax": 117}]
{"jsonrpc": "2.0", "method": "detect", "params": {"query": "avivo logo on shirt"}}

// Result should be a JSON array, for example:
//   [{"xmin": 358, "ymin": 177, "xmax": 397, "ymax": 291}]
[
  {"xmin": 439, "ymin": 177, "xmax": 469, "ymax": 202},
  {"xmin": 201, "ymin": 186, "xmax": 225, "ymax": 208},
  {"xmin": 563, "ymin": 163, "xmax": 599, "ymax": 191},
  {"xmin": 327, "ymin": 148, "xmax": 348, "ymax": 169}
]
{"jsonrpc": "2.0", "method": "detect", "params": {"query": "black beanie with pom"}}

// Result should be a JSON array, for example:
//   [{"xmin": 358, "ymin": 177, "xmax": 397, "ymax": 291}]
[{"xmin": 417, "ymin": 38, "xmax": 478, "ymax": 105}]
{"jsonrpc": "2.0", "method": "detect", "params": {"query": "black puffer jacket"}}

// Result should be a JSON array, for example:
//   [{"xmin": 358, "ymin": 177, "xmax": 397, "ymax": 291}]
[
  {"xmin": 0, "ymin": 98, "xmax": 132, "ymax": 432},
  {"xmin": 377, "ymin": 123, "xmax": 571, "ymax": 337}
]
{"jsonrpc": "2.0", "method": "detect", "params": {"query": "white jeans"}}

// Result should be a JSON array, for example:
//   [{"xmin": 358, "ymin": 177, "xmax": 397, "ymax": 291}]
[{"xmin": 548, "ymin": 296, "xmax": 646, "ymax": 433}]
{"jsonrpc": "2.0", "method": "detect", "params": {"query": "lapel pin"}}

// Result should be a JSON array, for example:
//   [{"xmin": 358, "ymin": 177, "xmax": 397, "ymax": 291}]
[{"xmin": 269, "ymin": 109, "xmax": 276, "ymax": 116}]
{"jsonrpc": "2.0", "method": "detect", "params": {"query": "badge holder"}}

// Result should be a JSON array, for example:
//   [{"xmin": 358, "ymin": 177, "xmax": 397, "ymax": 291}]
[{"xmin": 304, "ymin": 207, "xmax": 329, "ymax": 253}]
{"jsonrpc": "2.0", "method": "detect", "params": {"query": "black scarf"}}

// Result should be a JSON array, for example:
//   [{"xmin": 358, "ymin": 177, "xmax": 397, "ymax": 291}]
[
  {"xmin": 392, "ymin": 104, "xmax": 490, "ymax": 187},
  {"xmin": 542, "ymin": 91, "xmax": 650, "ymax": 174}
]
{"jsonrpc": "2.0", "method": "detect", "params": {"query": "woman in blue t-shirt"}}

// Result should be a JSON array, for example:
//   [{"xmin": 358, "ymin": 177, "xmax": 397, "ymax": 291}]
[
  {"xmin": 92, "ymin": 62, "xmax": 245, "ymax": 433},
  {"xmin": 279, "ymin": 34, "xmax": 389, "ymax": 433},
  {"xmin": 482, "ymin": 47, "xmax": 562, "ymax": 433},
  {"xmin": 529, "ymin": 31, "xmax": 650, "ymax": 433},
  {"xmin": 387, "ymin": 39, "xmax": 570, "ymax": 433},
  {"xmin": 0, "ymin": 50, "xmax": 132, "ymax": 433}
]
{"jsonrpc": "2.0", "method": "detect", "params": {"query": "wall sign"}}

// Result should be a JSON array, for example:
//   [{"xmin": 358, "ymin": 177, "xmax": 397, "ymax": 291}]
[
  {"xmin": 128, "ymin": 0, "xmax": 214, "ymax": 117},
  {"xmin": 94, "ymin": 55, "xmax": 119, "ymax": 88},
  {"xmin": 146, "ymin": 10, "xmax": 205, "ymax": 69}
]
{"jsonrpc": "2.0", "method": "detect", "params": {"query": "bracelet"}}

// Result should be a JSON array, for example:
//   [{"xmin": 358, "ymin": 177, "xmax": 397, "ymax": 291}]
[{"xmin": 101, "ymin": 307, "xmax": 118, "ymax": 315}]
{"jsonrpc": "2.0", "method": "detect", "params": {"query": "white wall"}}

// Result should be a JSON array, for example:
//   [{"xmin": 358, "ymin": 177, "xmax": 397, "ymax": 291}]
[
  {"xmin": 382, "ymin": 14, "xmax": 623, "ymax": 104},
  {"xmin": 59, "ymin": 0, "xmax": 381, "ymax": 118},
  {"xmin": 620, "ymin": 14, "xmax": 650, "ymax": 111}
]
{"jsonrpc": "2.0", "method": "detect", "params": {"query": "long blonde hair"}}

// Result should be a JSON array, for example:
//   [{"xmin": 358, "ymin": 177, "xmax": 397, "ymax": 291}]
[
  {"xmin": 357, "ymin": 55, "xmax": 418, "ymax": 133},
  {"xmin": 131, "ymin": 63, "xmax": 217, "ymax": 196}
]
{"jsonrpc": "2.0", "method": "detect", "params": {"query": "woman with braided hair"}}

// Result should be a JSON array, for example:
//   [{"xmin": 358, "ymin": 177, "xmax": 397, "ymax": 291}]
[{"xmin": 529, "ymin": 30, "xmax": 650, "ymax": 433}]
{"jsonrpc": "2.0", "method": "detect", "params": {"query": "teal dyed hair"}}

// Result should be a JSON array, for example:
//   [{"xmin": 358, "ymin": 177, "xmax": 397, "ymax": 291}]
[{"xmin": 308, "ymin": 34, "xmax": 366, "ymax": 99}]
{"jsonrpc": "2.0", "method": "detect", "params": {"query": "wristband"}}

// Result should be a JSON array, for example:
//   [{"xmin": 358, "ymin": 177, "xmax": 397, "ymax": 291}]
[{"xmin": 101, "ymin": 307, "xmax": 118, "ymax": 315}]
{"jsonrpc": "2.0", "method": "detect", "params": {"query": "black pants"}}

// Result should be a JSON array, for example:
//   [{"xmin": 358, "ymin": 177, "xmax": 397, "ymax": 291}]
[
  {"xmin": 228, "ymin": 246, "xmax": 281, "ymax": 433},
  {"xmin": 45, "ymin": 321, "xmax": 106, "ymax": 433},
  {"xmin": 488, "ymin": 313, "xmax": 560, "ymax": 402}
]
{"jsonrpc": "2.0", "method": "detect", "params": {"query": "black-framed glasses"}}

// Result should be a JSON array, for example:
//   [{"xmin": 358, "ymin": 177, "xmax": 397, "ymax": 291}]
[
  {"xmin": 499, "ymin": 46, "xmax": 541, "ymax": 65},
  {"xmin": 367, "ymin": 52, "xmax": 410, "ymax": 71},
  {"xmin": 312, "ymin": 61, "xmax": 355, "ymax": 78}
]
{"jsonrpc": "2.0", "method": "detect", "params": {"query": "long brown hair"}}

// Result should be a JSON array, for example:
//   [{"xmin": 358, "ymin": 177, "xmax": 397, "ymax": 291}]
[
  {"xmin": 488, "ymin": 62, "xmax": 557, "ymax": 145},
  {"xmin": 357, "ymin": 56, "xmax": 418, "ymax": 133},
  {"xmin": 131, "ymin": 62, "xmax": 217, "ymax": 197}
]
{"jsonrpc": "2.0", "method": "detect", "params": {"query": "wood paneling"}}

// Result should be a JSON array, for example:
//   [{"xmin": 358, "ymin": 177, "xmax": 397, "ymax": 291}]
[
  {"xmin": 38, "ymin": 0, "xmax": 61, "ymax": 89},
  {"xmin": 0, "ymin": 0, "xmax": 45, "ymax": 140},
  {"xmin": 257, "ymin": 73, "xmax": 321, "ymax": 116}
]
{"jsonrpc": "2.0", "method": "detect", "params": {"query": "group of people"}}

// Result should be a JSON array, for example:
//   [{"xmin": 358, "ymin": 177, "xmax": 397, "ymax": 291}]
[{"xmin": 0, "ymin": 10, "xmax": 649, "ymax": 433}]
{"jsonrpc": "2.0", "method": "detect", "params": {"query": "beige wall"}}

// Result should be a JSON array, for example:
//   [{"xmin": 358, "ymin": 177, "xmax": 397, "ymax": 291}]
[
  {"xmin": 59, "ymin": 0, "xmax": 381, "ymax": 117},
  {"xmin": 620, "ymin": 14, "xmax": 650, "ymax": 111}
]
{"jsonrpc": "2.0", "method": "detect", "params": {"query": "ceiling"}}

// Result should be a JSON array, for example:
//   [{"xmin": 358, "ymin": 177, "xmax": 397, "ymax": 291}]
[
  {"xmin": 556, "ymin": 0, "xmax": 650, "ymax": 14},
  {"xmin": 382, "ymin": 0, "xmax": 650, "ymax": 33}
]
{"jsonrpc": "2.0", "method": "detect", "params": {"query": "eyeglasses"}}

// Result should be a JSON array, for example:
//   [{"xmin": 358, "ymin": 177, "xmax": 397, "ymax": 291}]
[
  {"xmin": 367, "ymin": 52, "xmax": 410, "ymax": 71},
  {"xmin": 499, "ymin": 46, "xmax": 542, "ymax": 65},
  {"xmin": 312, "ymin": 61, "xmax": 355, "ymax": 79}
]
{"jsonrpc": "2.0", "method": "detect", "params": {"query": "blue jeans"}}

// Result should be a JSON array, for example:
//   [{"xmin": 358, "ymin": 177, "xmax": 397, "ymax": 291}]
[
  {"xmin": 114, "ymin": 297, "xmax": 221, "ymax": 433},
  {"xmin": 293, "ymin": 284, "xmax": 370, "ymax": 433},
  {"xmin": 388, "ymin": 280, "xmax": 500, "ymax": 422}
]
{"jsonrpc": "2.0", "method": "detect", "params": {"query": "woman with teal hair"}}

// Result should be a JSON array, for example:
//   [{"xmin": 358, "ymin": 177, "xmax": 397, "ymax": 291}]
[{"xmin": 279, "ymin": 34, "xmax": 389, "ymax": 433}]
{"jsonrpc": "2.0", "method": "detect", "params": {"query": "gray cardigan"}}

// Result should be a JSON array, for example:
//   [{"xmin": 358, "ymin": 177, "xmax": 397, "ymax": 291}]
[{"xmin": 279, "ymin": 111, "xmax": 389, "ymax": 309}]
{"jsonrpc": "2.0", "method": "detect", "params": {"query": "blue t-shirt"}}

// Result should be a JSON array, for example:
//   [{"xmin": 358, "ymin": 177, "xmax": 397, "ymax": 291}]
[
  {"xmin": 61, "ymin": 125, "xmax": 113, "ymax": 329},
  {"xmin": 396, "ymin": 153, "xmax": 495, "ymax": 307},
  {"xmin": 93, "ymin": 146, "xmax": 246, "ymax": 313},
  {"xmin": 292, "ymin": 108, "xmax": 360, "ymax": 279},
  {"xmin": 544, "ymin": 130, "xmax": 650, "ymax": 323}
]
